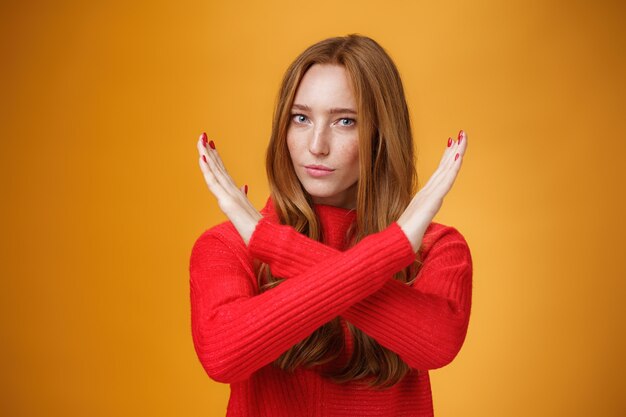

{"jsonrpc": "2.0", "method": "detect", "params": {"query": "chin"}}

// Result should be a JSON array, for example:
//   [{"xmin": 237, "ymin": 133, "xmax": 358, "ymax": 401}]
[
  {"xmin": 307, "ymin": 192, "xmax": 337, "ymax": 202},
  {"xmin": 302, "ymin": 186, "xmax": 336, "ymax": 199}
]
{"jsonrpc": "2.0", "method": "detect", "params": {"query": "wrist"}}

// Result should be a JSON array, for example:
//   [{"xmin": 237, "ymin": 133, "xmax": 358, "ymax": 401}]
[{"xmin": 396, "ymin": 220, "xmax": 426, "ymax": 253}]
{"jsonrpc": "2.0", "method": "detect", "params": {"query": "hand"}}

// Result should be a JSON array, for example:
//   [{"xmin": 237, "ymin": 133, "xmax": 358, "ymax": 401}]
[
  {"xmin": 197, "ymin": 133, "xmax": 262, "ymax": 245},
  {"xmin": 397, "ymin": 130, "xmax": 469, "ymax": 252}
]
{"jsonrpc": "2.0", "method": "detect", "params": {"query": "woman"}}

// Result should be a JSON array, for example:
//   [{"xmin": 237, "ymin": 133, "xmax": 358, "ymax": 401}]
[{"xmin": 190, "ymin": 34, "xmax": 471, "ymax": 416}]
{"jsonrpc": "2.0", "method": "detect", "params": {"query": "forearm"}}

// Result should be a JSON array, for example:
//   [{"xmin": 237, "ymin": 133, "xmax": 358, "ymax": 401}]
[
  {"xmin": 255, "ymin": 222, "xmax": 473, "ymax": 370},
  {"xmin": 341, "ymin": 277, "xmax": 472, "ymax": 369},
  {"xmin": 190, "ymin": 221, "xmax": 415, "ymax": 383}
]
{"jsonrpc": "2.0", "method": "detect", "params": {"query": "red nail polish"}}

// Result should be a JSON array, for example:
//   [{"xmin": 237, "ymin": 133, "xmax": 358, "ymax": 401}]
[
  {"xmin": 455, "ymin": 153, "xmax": 459, "ymax": 161},
  {"xmin": 447, "ymin": 137, "xmax": 452, "ymax": 147},
  {"xmin": 202, "ymin": 155, "xmax": 207, "ymax": 163},
  {"xmin": 457, "ymin": 130, "xmax": 464, "ymax": 144},
  {"xmin": 201, "ymin": 132, "xmax": 207, "ymax": 146},
  {"xmin": 209, "ymin": 140, "xmax": 215, "ymax": 150},
  {"xmin": 244, "ymin": 184, "xmax": 248, "ymax": 195}
]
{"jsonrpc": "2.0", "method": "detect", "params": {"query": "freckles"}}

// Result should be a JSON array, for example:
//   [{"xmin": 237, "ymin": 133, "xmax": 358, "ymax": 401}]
[
  {"xmin": 286, "ymin": 134, "xmax": 297, "ymax": 153},
  {"xmin": 285, "ymin": 142, "xmax": 296, "ymax": 164},
  {"xmin": 344, "ymin": 148, "xmax": 359, "ymax": 164},
  {"xmin": 340, "ymin": 139, "xmax": 360, "ymax": 161}
]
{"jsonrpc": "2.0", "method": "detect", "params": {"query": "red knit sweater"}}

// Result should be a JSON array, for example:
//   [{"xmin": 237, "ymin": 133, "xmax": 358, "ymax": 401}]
[{"xmin": 189, "ymin": 197, "xmax": 473, "ymax": 416}]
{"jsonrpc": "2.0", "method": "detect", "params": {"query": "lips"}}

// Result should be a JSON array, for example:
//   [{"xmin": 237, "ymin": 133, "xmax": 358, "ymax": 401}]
[
  {"xmin": 304, "ymin": 164, "xmax": 335, "ymax": 178},
  {"xmin": 305, "ymin": 164, "xmax": 334, "ymax": 171}
]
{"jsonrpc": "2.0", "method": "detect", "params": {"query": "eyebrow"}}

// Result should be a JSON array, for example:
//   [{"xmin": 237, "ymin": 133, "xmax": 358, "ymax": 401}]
[{"xmin": 292, "ymin": 103, "xmax": 357, "ymax": 115}]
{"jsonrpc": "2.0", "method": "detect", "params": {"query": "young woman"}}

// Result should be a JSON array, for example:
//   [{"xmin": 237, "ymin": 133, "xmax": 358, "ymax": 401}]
[{"xmin": 190, "ymin": 34, "xmax": 472, "ymax": 416}]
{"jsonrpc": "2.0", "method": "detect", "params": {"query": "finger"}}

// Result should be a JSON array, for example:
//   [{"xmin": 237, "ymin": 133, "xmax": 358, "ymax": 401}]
[
  {"xmin": 197, "ymin": 138, "xmax": 232, "ymax": 200},
  {"xmin": 197, "ymin": 136, "xmax": 261, "ymax": 222},
  {"xmin": 458, "ymin": 130, "xmax": 468, "ymax": 157},
  {"xmin": 202, "ymin": 137, "xmax": 229, "ymax": 174},
  {"xmin": 197, "ymin": 135, "xmax": 228, "ymax": 176},
  {"xmin": 437, "ymin": 136, "xmax": 457, "ymax": 168},
  {"xmin": 432, "ymin": 130, "xmax": 468, "ymax": 193},
  {"xmin": 203, "ymin": 140, "xmax": 241, "ymax": 193},
  {"xmin": 447, "ymin": 130, "xmax": 467, "ymax": 169},
  {"xmin": 423, "ymin": 130, "xmax": 467, "ymax": 193},
  {"xmin": 200, "ymin": 136, "xmax": 226, "ymax": 169},
  {"xmin": 199, "ymin": 138, "xmax": 253, "ymax": 209},
  {"xmin": 198, "ymin": 153, "xmax": 230, "ymax": 200},
  {"xmin": 421, "ymin": 133, "xmax": 460, "ymax": 191},
  {"xmin": 200, "ymin": 141, "xmax": 241, "ymax": 201},
  {"xmin": 438, "ymin": 130, "xmax": 467, "ymax": 179},
  {"xmin": 439, "ymin": 130, "xmax": 464, "ymax": 167},
  {"xmin": 198, "ymin": 154, "xmax": 229, "ymax": 201},
  {"xmin": 202, "ymin": 144, "xmax": 231, "ymax": 189}
]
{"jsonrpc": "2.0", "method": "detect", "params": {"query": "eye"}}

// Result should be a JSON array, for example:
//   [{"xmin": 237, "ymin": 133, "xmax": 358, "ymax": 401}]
[
  {"xmin": 338, "ymin": 118, "xmax": 356, "ymax": 127},
  {"xmin": 292, "ymin": 114, "xmax": 309, "ymax": 124}
]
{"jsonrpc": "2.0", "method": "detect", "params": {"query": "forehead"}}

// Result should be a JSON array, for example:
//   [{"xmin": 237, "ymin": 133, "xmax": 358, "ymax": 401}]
[{"xmin": 293, "ymin": 64, "xmax": 356, "ymax": 109}]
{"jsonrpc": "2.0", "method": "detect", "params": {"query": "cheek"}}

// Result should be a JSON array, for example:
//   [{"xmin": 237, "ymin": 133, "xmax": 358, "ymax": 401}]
[
  {"xmin": 286, "ymin": 133, "xmax": 298, "ymax": 163},
  {"xmin": 287, "ymin": 128, "xmax": 311, "ymax": 165},
  {"xmin": 343, "ymin": 139, "xmax": 360, "ymax": 173}
]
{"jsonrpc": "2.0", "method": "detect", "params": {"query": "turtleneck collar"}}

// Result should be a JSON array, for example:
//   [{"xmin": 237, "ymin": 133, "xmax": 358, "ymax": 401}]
[{"xmin": 260, "ymin": 196, "xmax": 357, "ymax": 250}]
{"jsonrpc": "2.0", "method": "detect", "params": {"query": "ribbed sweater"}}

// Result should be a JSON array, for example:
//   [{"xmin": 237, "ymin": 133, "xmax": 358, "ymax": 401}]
[{"xmin": 189, "ymin": 196, "xmax": 473, "ymax": 416}]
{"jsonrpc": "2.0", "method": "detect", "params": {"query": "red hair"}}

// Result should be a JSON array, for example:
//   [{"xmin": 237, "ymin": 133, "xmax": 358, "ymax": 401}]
[{"xmin": 261, "ymin": 34, "xmax": 422, "ymax": 388}]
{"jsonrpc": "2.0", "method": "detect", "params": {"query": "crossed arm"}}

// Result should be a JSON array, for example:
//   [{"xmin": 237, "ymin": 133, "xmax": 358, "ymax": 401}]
[
  {"xmin": 249, "ymin": 217, "xmax": 473, "ymax": 372},
  {"xmin": 190, "ymin": 220, "xmax": 416, "ymax": 383},
  {"xmin": 192, "ymin": 131, "xmax": 471, "ymax": 383}
]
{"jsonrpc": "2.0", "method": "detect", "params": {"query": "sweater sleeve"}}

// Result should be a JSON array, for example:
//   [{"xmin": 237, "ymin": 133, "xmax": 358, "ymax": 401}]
[
  {"xmin": 256, "ymin": 222, "xmax": 473, "ymax": 370},
  {"xmin": 189, "ymin": 219, "xmax": 415, "ymax": 383}
]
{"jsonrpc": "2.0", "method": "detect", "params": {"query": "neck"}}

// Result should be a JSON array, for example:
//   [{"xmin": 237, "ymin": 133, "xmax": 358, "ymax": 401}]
[
  {"xmin": 261, "ymin": 196, "xmax": 357, "ymax": 250},
  {"xmin": 311, "ymin": 185, "xmax": 358, "ymax": 210},
  {"xmin": 314, "ymin": 203, "xmax": 357, "ymax": 249}
]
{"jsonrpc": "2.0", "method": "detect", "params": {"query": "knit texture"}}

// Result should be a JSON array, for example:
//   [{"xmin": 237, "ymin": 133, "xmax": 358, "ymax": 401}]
[{"xmin": 189, "ymin": 197, "xmax": 473, "ymax": 416}]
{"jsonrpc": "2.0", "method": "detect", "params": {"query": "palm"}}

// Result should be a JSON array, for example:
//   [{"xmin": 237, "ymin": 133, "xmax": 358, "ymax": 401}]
[
  {"xmin": 397, "ymin": 131, "xmax": 468, "ymax": 251},
  {"xmin": 196, "ymin": 135, "xmax": 262, "ymax": 244}
]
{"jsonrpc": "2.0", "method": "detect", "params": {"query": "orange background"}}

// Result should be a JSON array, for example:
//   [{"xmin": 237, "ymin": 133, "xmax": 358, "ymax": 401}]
[{"xmin": 1, "ymin": 1, "xmax": 624, "ymax": 416}]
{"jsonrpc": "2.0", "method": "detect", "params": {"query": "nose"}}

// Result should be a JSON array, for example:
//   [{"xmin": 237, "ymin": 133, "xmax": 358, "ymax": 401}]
[{"xmin": 309, "ymin": 125, "xmax": 330, "ymax": 156}]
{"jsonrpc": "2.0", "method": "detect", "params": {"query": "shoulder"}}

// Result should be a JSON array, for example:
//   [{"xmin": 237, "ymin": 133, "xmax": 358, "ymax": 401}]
[
  {"xmin": 190, "ymin": 220, "xmax": 249, "ymax": 269},
  {"xmin": 413, "ymin": 222, "xmax": 473, "ymax": 311},
  {"xmin": 192, "ymin": 220, "xmax": 240, "ymax": 248},
  {"xmin": 420, "ymin": 221, "xmax": 472, "ymax": 265},
  {"xmin": 423, "ymin": 221, "xmax": 469, "ymax": 244},
  {"xmin": 191, "ymin": 196, "xmax": 277, "ymax": 261}
]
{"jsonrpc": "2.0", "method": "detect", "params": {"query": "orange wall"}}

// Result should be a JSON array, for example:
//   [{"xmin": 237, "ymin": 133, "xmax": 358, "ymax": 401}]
[{"xmin": 1, "ymin": 1, "xmax": 624, "ymax": 416}]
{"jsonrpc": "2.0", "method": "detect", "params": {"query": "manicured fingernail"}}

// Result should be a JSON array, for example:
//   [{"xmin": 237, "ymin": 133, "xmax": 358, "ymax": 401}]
[
  {"xmin": 455, "ymin": 153, "xmax": 460, "ymax": 161},
  {"xmin": 457, "ymin": 130, "xmax": 464, "ymax": 144},
  {"xmin": 201, "ymin": 132, "xmax": 207, "ymax": 146},
  {"xmin": 447, "ymin": 137, "xmax": 452, "ymax": 147},
  {"xmin": 202, "ymin": 155, "xmax": 207, "ymax": 163},
  {"xmin": 244, "ymin": 184, "xmax": 248, "ymax": 195},
  {"xmin": 209, "ymin": 140, "xmax": 215, "ymax": 150}
]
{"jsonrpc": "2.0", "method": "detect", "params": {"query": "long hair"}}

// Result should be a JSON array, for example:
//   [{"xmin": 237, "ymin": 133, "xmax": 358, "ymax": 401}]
[{"xmin": 261, "ymin": 34, "xmax": 423, "ymax": 388}]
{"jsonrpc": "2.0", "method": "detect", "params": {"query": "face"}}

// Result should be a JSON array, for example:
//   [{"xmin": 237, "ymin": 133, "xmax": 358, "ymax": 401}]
[{"xmin": 287, "ymin": 64, "xmax": 360, "ymax": 210}]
